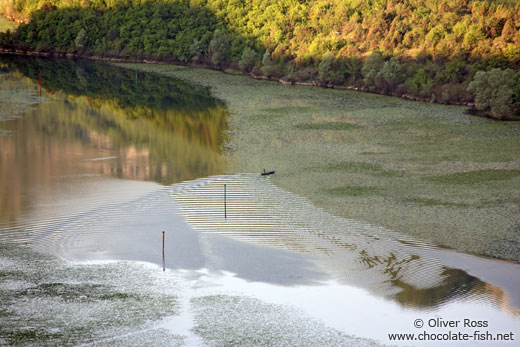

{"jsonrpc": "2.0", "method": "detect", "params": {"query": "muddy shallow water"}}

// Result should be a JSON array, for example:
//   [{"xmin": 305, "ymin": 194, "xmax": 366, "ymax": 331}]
[{"xmin": 1, "ymin": 56, "xmax": 519, "ymax": 346}]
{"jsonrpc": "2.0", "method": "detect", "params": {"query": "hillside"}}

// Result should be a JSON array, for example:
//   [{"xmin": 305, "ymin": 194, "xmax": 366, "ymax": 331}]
[{"xmin": 1, "ymin": 0, "xmax": 519, "ymax": 118}]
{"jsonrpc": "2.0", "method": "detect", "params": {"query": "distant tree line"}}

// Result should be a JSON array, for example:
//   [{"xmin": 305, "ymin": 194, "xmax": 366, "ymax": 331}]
[{"xmin": 1, "ymin": 0, "xmax": 519, "ymax": 118}]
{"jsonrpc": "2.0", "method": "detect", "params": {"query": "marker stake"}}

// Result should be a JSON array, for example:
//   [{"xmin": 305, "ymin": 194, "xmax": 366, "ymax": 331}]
[
  {"xmin": 162, "ymin": 231, "xmax": 165, "ymax": 272},
  {"xmin": 38, "ymin": 71, "xmax": 42, "ymax": 97}
]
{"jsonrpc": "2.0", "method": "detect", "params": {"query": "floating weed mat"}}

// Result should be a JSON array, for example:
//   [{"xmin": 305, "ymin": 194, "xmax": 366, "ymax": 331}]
[
  {"xmin": 120, "ymin": 63, "xmax": 520, "ymax": 260},
  {"xmin": 260, "ymin": 106, "xmax": 313, "ymax": 115},
  {"xmin": 0, "ymin": 245, "xmax": 180, "ymax": 346},
  {"xmin": 326, "ymin": 186, "xmax": 383, "ymax": 197},
  {"xmin": 324, "ymin": 162, "xmax": 385, "ymax": 172},
  {"xmin": 0, "ymin": 71, "xmax": 42, "ymax": 124},
  {"xmin": 191, "ymin": 295, "xmax": 385, "ymax": 347},
  {"xmin": 426, "ymin": 170, "xmax": 520, "ymax": 185},
  {"xmin": 403, "ymin": 198, "xmax": 471, "ymax": 208},
  {"xmin": 316, "ymin": 161, "xmax": 403, "ymax": 177},
  {"xmin": 296, "ymin": 122, "xmax": 362, "ymax": 130}
]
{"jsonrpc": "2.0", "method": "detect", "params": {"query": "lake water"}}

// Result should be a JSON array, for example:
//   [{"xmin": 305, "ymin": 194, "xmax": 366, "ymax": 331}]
[{"xmin": 1, "ymin": 56, "xmax": 519, "ymax": 346}]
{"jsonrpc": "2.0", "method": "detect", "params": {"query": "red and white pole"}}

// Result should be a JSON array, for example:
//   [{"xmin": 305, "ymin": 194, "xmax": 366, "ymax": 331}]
[{"xmin": 162, "ymin": 231, "xmax": 165, "ymax": 271}]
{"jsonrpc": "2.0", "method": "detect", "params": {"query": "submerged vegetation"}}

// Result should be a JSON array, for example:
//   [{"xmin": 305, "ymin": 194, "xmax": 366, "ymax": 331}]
[
  {"xmin": 426, "ymin": 169, "xmax": 520, "ymax": 184},
  {"xmin": 296, "ymin": 122, "xmax": 362, "ymax": 130},
  {"xmin": 326, "ymin": 186, "xmax": 382, "ymax": 197},
  {"xmin": 1, "ymin": 0, "xmax": 520, "ymax": 118}
]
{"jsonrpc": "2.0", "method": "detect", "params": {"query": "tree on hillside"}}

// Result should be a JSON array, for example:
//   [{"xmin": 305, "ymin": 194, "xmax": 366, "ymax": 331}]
[
  {"xmin": 74, "ymin": 28, "xmax": 87, "ymax": 52},
  {"xmin": 208, "ymin": 29, "xmax": 229, "ymax": 67},
  {"xmin": 189, "ymin": 38, "xmax": 205, "ymax": 63},
  {"xmin": 514, "ymin": 71, "xmax": 520, "ymax": 114},
  {"xmin": 362, "ymin": 52, "xmax": 384, "ymax": 90},
  {"xmin": 239, "ymin": 47, "xmax": 257, "ymax": 72},
  {"xmin": 318, "ymin": 52, "xmax": 334, "ymax": 84},
  {"xmin": 467, "ymin": 68, "xmax": 515, "ymax": 118},
  {"xmin": 376, "ymin": 58, "xmax": 403, "ymax": 92},
  {"xmin": 260, "ymin": 50, "xmax": 277, "ymax": 78}
]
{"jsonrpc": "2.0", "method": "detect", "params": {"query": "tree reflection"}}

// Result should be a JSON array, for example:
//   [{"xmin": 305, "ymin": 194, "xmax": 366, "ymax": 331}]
[{"xmin": 0, "ymin": 56, "xmax": 229, "ymax": 223}]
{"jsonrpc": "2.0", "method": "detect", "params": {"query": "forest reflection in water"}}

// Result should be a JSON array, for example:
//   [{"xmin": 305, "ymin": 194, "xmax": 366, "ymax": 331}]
[{"xmin": 0, "ymin": 56, "xmax": 228, "ymax": 223}]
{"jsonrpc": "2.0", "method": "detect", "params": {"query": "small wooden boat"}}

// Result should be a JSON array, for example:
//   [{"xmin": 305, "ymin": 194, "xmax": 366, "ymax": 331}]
[{"xmin": 261, "ymin": 169, "xmax": 275, "ymax": 176}]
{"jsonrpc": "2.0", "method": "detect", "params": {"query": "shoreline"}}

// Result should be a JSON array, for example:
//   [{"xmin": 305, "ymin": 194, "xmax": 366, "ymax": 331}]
[{"xmin": 5, "ymin": 48, "xmax": 518, "ymax": 121}]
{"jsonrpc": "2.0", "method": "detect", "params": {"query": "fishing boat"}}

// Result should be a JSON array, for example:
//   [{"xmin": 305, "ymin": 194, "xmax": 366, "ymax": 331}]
[{"xmin": 261, "ymin": 169, "xmax": 275, "ymax": 176}]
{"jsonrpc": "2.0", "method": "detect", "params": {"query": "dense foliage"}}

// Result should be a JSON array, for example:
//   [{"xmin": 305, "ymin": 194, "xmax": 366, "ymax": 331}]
[
  {"xmin": 0, "ymin": 15, "xmax": 18, "ymax": 32},
  {"xmin": 467, "ymin": 68, "xmax": 516, "ymax": 118},
  {"xmin": 1, "ymin": 0, "xmax": 520, "ymax": 117}
]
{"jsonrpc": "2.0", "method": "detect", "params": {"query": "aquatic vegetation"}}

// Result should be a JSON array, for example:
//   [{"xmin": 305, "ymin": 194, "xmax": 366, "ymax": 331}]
[
  {"xmin": 0, "ymin": 70, "xmax": 41, "ymax": 122},
  {"xmin": 0, "ymin": 245, "xmax": 180, "ymax": 346},
  {"xmin": 314, "ymin": 161, "xmax": 403, "ymax": 177},
  {"xmin": 260, "ymin": 106, "xmax": 312, "ymax": 115},
  {"xmin": 191, "ymin": 295, "xmax": 383, "ymax": 347},
  {"xmin": 1, "ymin": 59, "xmax": 519, "ymax": 346},
  {"xmin": 403, "ymin": 198, "xmax": 471, "ymax": 208},
  {"xmin": 426, "ymin": 170, "xmax": 520, "ymax": 185},
  {"xmin": 126, "ymin": 62, "xmax": 520, "ymax": 260},
  {"xmin": 326, "ymin": 186, "xmax": 383, "ymax": 197},
  {"xmin": 296, "ymin": 122, "xmax": 362, "ymax": 130}
]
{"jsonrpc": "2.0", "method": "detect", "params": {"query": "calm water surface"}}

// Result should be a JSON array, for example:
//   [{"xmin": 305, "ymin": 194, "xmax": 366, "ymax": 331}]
[{"xmin": 0, "ymin": 56, "xmax": 519, "ymax": 346}]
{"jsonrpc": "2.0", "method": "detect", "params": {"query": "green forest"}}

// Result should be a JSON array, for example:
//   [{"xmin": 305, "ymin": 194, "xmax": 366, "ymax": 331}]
[{"xmin": 1, "ymin": 0, "xmax": 520, "ymax": 118}]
